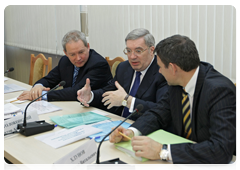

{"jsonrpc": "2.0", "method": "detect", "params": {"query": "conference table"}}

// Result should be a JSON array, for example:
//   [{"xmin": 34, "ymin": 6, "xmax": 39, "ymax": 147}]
[{"xmin": 4, "ymin": 77, "xmax": 168, "ymax": 164}]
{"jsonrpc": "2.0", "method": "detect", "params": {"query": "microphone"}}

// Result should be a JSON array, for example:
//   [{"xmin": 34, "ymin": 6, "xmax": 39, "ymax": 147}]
[
  {"xmin": 96, "ymin": 104, "xmax": 143, "ymax": 164},
  {"xmin": 17, "ymin": 81, "xmax": 66, "ymax": 136},
  {"xmin": 4, "ymin": 67, "xmax": 14, "ymax": 74}
]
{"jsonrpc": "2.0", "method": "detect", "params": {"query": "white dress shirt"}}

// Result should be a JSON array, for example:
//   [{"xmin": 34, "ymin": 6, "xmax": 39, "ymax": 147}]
[{"xmin": 129, "ymin": 66, "xmax": 200, "ymax": 161}]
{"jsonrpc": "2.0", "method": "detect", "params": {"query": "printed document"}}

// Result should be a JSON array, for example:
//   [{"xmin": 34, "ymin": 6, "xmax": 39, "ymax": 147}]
[
  {"xmin": 4, "ymin": 84, "xmax": 26, "ymax": 93},
  {"xmin": 17, "ymin": 100, "xmax": 62, "ymax": 115},
  {"xmin": 35, "ymin": 125, "xmax": 102, "ymax": 148}
]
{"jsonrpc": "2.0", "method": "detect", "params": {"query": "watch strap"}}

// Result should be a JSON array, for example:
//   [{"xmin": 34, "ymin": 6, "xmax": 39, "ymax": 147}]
[
  {"xmin": 124, "ymin": 94, "xmax": 130, "ymax": 101},
  {"xmin": 160, "ymin": 144, "xmax": 168, "ymax": 161}
]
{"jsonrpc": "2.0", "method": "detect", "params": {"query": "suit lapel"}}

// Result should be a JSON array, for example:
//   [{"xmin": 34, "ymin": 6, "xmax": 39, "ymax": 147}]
[
  {"xmin": 63, "ymin": 58, "xmax": 74, "ymax": 87},
  {"xmin": 136, "ymin": 56, "xmax": 158, "ymax": 98},
  {"xmin": 171, "ymin": 86, "xmax": 184, "ymax": 136},
  {"xmin": 191, "ymin": 64, "xmax": 205, "ymax": 141},
  {"xmin": 123, "ymin": 65, "xmax": 134, "ymax": 93}
]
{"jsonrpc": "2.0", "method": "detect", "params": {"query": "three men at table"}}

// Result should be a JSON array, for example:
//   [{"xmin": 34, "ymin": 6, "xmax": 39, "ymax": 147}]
[
  {"xmin": 18, "ymin": 30, "xmax": 112, "ymax": 101},
  {"xmin": 109, "ymin": 34, "xmax": 236, "ymax": 164}
]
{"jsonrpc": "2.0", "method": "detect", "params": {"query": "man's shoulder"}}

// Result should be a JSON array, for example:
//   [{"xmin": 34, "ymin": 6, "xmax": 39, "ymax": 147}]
[{"xmin": 88, "ymin": 49, "xmax": 107, "ymax": 63}]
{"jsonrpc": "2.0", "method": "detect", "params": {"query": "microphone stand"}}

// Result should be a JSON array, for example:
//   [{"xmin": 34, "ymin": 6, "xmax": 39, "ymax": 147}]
[
  {"xmin": 87, "ymin": 109, "xmax": 140, "ymax": 170},
  {"xmin": 17, "ymin": 82, "xmax": 65, "ymax": 136}
]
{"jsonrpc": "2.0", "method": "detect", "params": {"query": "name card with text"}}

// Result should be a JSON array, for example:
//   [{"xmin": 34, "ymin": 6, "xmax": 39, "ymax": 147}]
[
  {"xmin": 54, "ymin": 139, "xmax": 97, "ymax": 164},
  {"xmin": 4, "ymin": 110, "xmax": 39, "ymax": 136}
]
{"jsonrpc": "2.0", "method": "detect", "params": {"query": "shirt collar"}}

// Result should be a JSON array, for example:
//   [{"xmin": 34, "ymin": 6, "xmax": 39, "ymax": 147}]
[
  {"xmin": 135, "ymin": 56, "xmax": 155, "ymax": 77},
  {"xmin": 184, "ymin": 66, "xmax": 199, "ymax": 97}
]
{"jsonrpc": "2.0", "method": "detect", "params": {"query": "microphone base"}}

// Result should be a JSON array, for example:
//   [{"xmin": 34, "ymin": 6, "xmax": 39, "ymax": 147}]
[
  {"xmin": 17, "ymin": 120, "xmax": 54, "ymax": 136},
  {"xmin": 87, "ymin": 158, "xmax": 135, "ymax": 170}
]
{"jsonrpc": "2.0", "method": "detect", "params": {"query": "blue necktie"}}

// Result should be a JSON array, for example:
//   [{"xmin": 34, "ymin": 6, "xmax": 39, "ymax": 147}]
[
  {"xmin": 122, "ymin": 71, "xmax": 141, "ymax": 118},
  {"xmin": 72, "ymin": 66, "xmax": 80, "ymax": 87}
]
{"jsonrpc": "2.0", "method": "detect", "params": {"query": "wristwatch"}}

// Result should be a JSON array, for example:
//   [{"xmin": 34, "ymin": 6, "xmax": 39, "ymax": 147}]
[
  {"xmin": 160, "ymin": 144, "xmax": 168, "ymax": 161},
  {"xmin": 122, "ymin": 94, "xmax": 130, "ymax": 106}
]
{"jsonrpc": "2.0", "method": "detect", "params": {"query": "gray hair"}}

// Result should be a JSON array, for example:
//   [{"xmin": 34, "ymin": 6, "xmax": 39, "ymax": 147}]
[
  {"xmin": 125, "ymin": 28, "xmax": 155, "ymax": 47},
  {"xmin": 62, "ymin": 30, "xmax": 88, "ymax": 52}
]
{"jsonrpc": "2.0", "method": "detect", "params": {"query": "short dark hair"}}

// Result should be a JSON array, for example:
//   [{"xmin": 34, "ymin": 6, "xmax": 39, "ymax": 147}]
[{"xmin": 154, "ymin": 35, "xmax": 200, "ymax": 72}]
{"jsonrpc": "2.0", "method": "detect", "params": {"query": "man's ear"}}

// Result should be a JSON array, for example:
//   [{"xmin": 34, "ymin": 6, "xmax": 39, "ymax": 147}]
[
  {"xmin": 150, "ymin": 46, "xmax": 155, "ymax": 54},
  {"xmin": 87, "ymin": 43, "xmax": 90, "ymax": 52},
  {"xmin": 63, "ymin": 50, "xmax": 67, "ymax": 56},
  {"xmin": 169, "ymin": 63, "xmax": 177, "ymax": 76}
]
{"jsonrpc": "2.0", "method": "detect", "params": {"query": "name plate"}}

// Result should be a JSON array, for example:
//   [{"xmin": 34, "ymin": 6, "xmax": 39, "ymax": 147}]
[
  {"xmin": 54, "ymin": 139, "xmax": 97, "ymax": 164},
  {"xmin": 4, "ymin": 110, "xmax": 39, "ymax": 135}
]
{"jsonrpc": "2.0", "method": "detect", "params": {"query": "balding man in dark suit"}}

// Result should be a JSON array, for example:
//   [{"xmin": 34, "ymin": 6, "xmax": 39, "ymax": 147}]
[{"xmin": 109, "ymin": 35, "xmax": 236, "ymax": 164}]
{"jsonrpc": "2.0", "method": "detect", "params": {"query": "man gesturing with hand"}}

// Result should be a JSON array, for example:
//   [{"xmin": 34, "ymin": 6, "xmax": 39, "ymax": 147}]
[{"xmin": 77, "ymin": 28, "xmax": 168, "ymax": 121}]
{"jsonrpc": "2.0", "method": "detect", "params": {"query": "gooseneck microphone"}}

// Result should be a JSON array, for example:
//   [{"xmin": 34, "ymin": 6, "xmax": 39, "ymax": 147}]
[
  {"xmin": 17, "ymin": 81, "xmax": 66, "ymax": 136},
  {"xmin": 4, "ymin": 67, "xmax": 14, "ymax": 74},
  {"xmin": 96, "ymin": 104, "xmax": 143, "ymax": 164}
]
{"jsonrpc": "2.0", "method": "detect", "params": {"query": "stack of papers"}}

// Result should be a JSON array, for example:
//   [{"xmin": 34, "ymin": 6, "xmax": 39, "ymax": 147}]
[
  {"xmin": 17, "ymin": 101, "xmax": 62, "ymax": 115},
  {"xmin": 4, "ymin": 84, "xmax": 26, "ymax": 93},
  {"xmin": 50, "ymin": 112, "xmax": 111, "ymax": 129},
  {"xmin": 89, "ymin": 120, "xmax": 131, "ymax": 142},
  {"xmin": 4, "ymin": 103, "xmax": 23, "ymax": 119},
  {"xmin": 4, "ymin": 103, "xmax": 21, "ymax": 114}
]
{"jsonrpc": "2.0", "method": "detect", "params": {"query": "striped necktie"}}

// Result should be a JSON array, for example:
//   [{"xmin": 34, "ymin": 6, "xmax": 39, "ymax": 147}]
[
  {"xmin": 182, "ymin": 90, "xmax": 192, "ymax": 139},
  {"xmin": 122, "ymin": 71, "xmax": 141, "ymax": 118},
  {"xmin": 72, "ymin": 66, "xmax": 80, "ymax": 87}
]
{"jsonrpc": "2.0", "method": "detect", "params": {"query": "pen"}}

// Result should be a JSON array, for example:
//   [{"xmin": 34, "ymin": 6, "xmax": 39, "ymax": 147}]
[
  {"xmin": 119, "ymin": 132, "xmax": 131, "ymax": 140},
  {"xmin": 10, "ymin": 99, "xmax": 19, "ymax": 103},
  {"xmin": 89, "ymin": 135, "xmax": 106, "ymax": 140}
]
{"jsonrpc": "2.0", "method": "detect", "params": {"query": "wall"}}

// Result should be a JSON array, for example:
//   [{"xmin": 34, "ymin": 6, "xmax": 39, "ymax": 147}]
[
  {"xmin": 4, "ymin": 5, "xmax": 236, "ymax": 83},
  {"xmin": 88, "ymin": 5, "xmax": 236, "ymax": 82},
  {"xmin": 4, "ymin": 45, "xmax": 62, "ymax": 84}
]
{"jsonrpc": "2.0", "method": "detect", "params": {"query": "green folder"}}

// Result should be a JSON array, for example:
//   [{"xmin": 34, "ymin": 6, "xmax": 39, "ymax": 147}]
[
  {"xmin": 114, "ymin": 129, "xmax": 194, "ymax": 162},
  {"xmin": 50, "ymin": 111, "xmax": 111, "ymax": 129}
]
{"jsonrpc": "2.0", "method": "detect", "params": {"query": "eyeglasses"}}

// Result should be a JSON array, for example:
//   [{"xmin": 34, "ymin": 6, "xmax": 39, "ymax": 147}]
[{"xmin": 123, "ymin": 47, "xmax": 149, "ymax": 56}]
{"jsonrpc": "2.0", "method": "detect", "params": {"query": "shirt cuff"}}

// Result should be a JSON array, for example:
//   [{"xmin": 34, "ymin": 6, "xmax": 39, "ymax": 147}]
[
  {"xmin": 41, "ymin": 91, "xmax": 48, "ymax": 100},
  {"xmin": 128, "ymin": 127, "xmax": 142, "ymax": 136},
  {"xmin": 87, "ymin": 91, "xmax": 94, "ymax": 104},
  {"xmin": 128, "ymin": 127, "xmax": 173, "ymax": 161},
  {"xmin": 128, "ymin": 97, "xmax": 136, "ymax": 112},
  {"xmin": 168, "ymin": 144, "xmax": 172, "ymax": 161},
  {"xmin": 34, "ymin": 83, "xmax": 43, "ymax": 87}
]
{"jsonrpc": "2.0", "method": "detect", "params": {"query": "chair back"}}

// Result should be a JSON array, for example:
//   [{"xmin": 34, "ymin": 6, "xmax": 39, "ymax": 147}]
[
  {"xmin": 105, "ymin": 56, "xmax": 125, "ymax": 77},
  {"xmin": 29, "ymin": 53, "xmax": 52, "ymax": 85}
]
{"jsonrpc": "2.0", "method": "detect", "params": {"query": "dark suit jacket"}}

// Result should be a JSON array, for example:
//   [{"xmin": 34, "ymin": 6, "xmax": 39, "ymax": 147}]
[
  {"xmin": 131, "ymin": 62, "xmax": 236, "ymax": 163},
  {"xmin": 90, "ymin": 56, "xmax": 168, "ymax": 121},
  {"xmin": 35, "ymin": 49, "xmax": 112, "ymax": 101}
]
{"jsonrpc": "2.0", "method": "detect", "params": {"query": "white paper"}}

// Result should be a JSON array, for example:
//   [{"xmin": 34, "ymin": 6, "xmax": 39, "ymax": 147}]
[
  {"xmin": 4, "ymin": 84, "xmax": 27, "ymax": 94},
  {"xmin": 35, "ymin": 125, "xmax": 102, "ymax": 148},
  {"xmin": 4, "ymin": 110, "xmax": 39, "ymax": 137},
  {"xmin": 153, "ymin": 161, "xmax": 238, "ymax": 170},
  {"xmin": 4, "ymin": 103, "xmax": 21, "ymax": 114},
  {"xmin": 91, "ymin": 109, "xmax": 109, "ymax": 116},
  {"xmin": 5, "ymin": 97, "xmax": 27, "ymax": 104},
  {"xmin": 54, "ymin": 139, "xmax": 97, "ymax": 164},
  {"xmin": 4, "ymin": 111, "xmax": 24, "ymax": 119},
  {"xmin": 89, "ymin": 120, "xmax": 111, "ymax": 126},
  {"xmin": 4, "ymin": 77, "xmax": 8, "ymax": 81},
  {"xmin": 17, "ymin": 100, "xmax": 62, "ymax": 115}
]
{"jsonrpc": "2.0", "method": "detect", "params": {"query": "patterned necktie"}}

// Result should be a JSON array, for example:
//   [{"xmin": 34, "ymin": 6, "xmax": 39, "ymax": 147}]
[
  {"xmin": 182, "ymin": 90, "xmax": 192, "ymax": 139},
  {"xmin": 122, "ymin": 71, "xmax": 141, "ymax": 118},
  {"xmin": 72, "ymin": 66, "xmax": 80, "ymax": 87}
]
